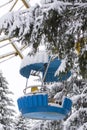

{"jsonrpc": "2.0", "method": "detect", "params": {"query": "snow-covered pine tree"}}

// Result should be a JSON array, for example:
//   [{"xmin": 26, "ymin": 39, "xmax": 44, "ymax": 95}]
[
  {"xmin": 0, "ymin": 0, "xmax": 86, "ymax": 79},
  {"xmin": 0, "ymin": 71, "xmax": 16, "ymax": 130},
  {"xmin": 37, "ymin": 120, "xmax": 63, "ymax": 130},
  {"xmin": 15, "ymin": 114, "xmax": 40, "ymax": 130},
  {"xmin": 15, "ymin": 114, "xmax": 30, "ymax": 130},
  {"xmin": 63, "ymin": 77, "xmax": 87, "ymax": 130}
]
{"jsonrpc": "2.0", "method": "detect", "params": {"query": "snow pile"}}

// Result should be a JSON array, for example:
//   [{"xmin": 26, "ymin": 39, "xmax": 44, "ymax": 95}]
[
  {"xmin": 0, "ymin": 125, "xmax": 3, "ymax": 130},
  {"xmin": 20, "ymin": 49, "xmax": 48, "ymax": 69}
]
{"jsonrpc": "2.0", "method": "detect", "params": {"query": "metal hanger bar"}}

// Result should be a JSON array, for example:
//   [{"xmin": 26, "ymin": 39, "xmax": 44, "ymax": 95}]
[
  {"xmin": 0, "ymin": 52, "xmax": 17, "ymax": 59},
  {"xmin": 9, "ymin": 39, "xmax": 24, "ymax": 59},
  {"xmin": 0, "ymin": 55, "xmax": 15, "ymax": 64},
  {"xmin": 0, "ymin": 43, "xmax": 26, "ymax": 60},
  {"xmin": 0, "ymin": 36, "xmax": 14, "ymax": 43},
  {"xmin": 41, "ymin": 57, "xmax": 52, "ymax": 87},
  {"xmin": 9, "ymin": 0, "xmax": 18, "ymax": 11},
  {"xmin": 0, "ymin": 43, "xmax": 10, "ymax": 48},
  {"xmin": 21, "ymin": 0, "xmax": 29, "ymax": 8},
  {"xmin": 0, "ymin": 0, "xmax": 13, "ymax": 8},
  {"xmin": 41, "ymin": 55, "xmax": 58, "ymax": 88}
]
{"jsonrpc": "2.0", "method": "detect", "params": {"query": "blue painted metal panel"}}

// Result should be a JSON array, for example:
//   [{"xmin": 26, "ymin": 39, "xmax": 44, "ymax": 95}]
[
  {"xmin": 20, "ymin": 58, "xmax": 71, "ymax": 82},
  {"xmin": 63, "ymin": 97, "xmax": 72, "ymax": 113},
  {"xmin": 17, "ymin": 94, "xmax": 72, "ymax": 120}
]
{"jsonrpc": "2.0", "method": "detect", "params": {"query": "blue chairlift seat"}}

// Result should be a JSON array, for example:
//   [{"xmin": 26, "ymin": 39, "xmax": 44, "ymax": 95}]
[
  {"xmin": 17, "ymin": 93, "xmax": 72, "ymax": 120},
  {"xmin": 18, "ymin": 52, "xmax": 72, "ymax": 120}
]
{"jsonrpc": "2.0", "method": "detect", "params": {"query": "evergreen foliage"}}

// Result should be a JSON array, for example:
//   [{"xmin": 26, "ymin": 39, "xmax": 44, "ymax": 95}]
[
  {"xmin": 0, "ymin": 0, "xmax": 87, "ymax": 78},
  {"xmin": 15, "ymin": 114, "xmax": 42, "ymax": 130},
  {"xmin": 15, "ymin": 114, "xmax": 30, "ymax": 130},
  {"xmin": 0, "ymin": 72, "xmax": 16, "ymax": 130},
  {"xmin": 63, "ymin": 78, "xmax": 87, "ymax": 130}
]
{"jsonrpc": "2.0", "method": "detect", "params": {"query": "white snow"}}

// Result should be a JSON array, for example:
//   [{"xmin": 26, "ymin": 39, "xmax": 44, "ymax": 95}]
[
  {"xmin": 63, "ymin": 108, "xmax": 87, "ymax": 130},
  {"xmin": 0, "ymin": 125, "xmax": 3, "ymax": 130},
  {"xmin": 41, "ymin": 0, "xmax": 72, "ymax": 14},
  {"xmin": 78, "ymin": 123, "xmax": 87, "ymax": 130},
  {"xmin": 48, "ymin": 102, "xmax": 62, "ymax": 107},
  {"xmin": 55, "ymin": 58, "xmax": 66, "ymax": 76},
  {"xmin": 86, "ymin": 44, "xmax": 87, "ymax": 50},
  {"xmin": 20, "ymin": 49, "xmax": 48, "ymax": 69},
  {"xmin": 54, "ymin": 91, "xmax": 63, "ymax": 100},
  {"xmin": 0, "ymin": 8, "xmax": 35, "ymax": 37}
]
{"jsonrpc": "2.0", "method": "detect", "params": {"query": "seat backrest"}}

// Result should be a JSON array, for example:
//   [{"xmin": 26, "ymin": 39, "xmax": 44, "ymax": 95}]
[{"xmin": 62, "ymin": 97, "xmax": 72, "ymax": 112}]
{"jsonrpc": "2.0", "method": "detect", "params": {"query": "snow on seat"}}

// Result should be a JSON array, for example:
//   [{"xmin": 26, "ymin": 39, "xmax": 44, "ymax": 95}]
[
  {"xmin": 20, "ymin": 52, "xmax": 71, "ymax": 82},
  {"xmin": 17, "ymin": 93, "xmax": 72, "ymax": 120}
]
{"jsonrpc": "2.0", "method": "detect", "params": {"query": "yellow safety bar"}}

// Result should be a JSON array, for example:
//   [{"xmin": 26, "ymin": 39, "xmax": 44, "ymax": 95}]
[{"xmin": 31, "ymin": 86, "xmax": 39, "ymax": 92}]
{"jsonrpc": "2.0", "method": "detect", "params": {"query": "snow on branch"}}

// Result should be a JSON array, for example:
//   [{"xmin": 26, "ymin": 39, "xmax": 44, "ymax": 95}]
[
  {"xmin": 41, "ymin": 0, "xmax": 72, "ymax": 14},
  {"xmin": 63, "ymin": 108, "xmax": 87, "ymax": 130},
  {"xmin": 0, "ymin": 0, "xmax": 72, "ymax": 38},
  {"xmin": 55, "ymin": 58, "xmax": 66, "ymax": 76},
  {"xmin": 77, "ymin": 122, "xmax": 87, "ymax": 130},
  {"xmin": 0, "ymin": 6, "xmax": 36, "ymax": 37}
]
